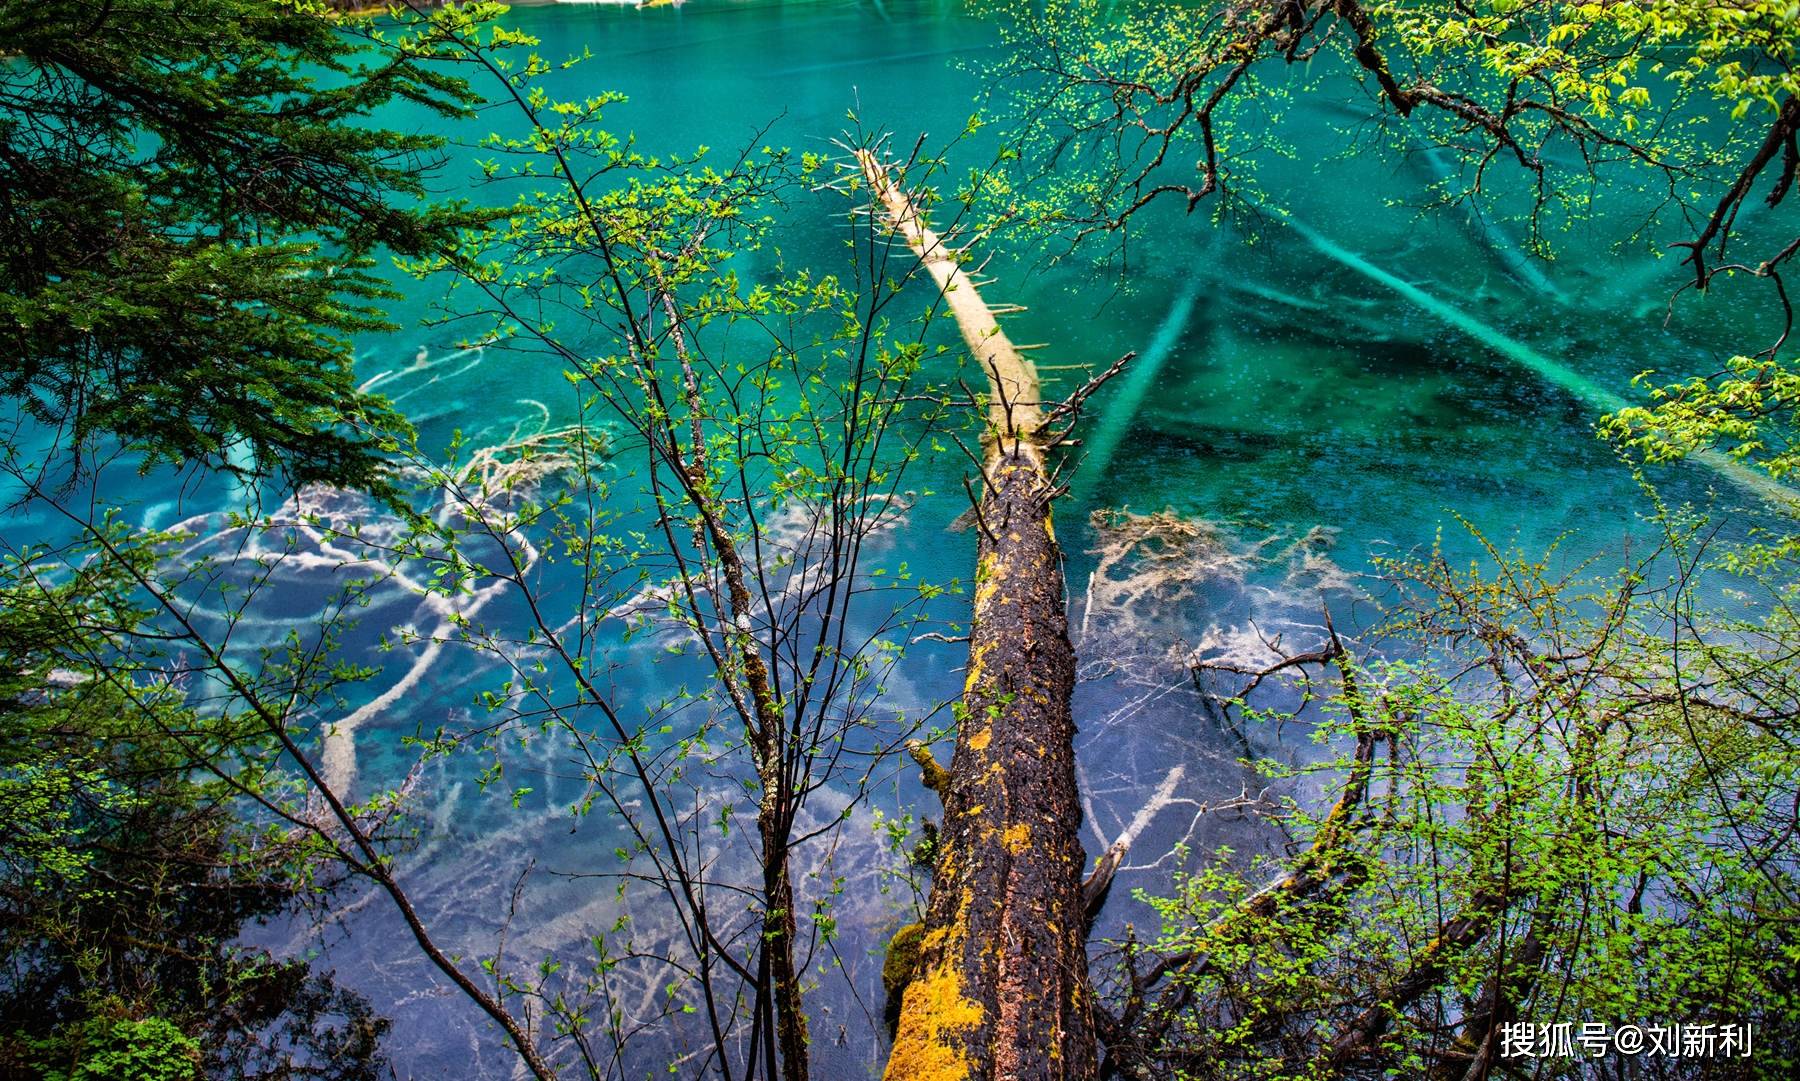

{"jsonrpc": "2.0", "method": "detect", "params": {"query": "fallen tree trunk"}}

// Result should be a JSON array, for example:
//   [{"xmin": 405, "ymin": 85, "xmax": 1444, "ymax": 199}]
[{"xmin": 859, "ymin": 148, "xmax": 1097, "ymax": 1081}]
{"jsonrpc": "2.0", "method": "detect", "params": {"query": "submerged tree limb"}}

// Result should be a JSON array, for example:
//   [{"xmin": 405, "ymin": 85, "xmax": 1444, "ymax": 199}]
[
  {"xmin": 1284, "ymin": 215, "xmax": 1800, "ymax": 511},
  {"xmin": 1104, "ymin": 627, "xmax": 1377, "ymax": 1077},
  {"xmin": 859, "ymin": 147, "xmax": 1098, "ymax": 1081}
]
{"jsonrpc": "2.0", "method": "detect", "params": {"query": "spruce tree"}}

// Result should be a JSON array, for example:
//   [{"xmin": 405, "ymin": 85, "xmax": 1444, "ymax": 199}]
[{"xmin": 0, "ymin": 0, "xmax": 490, "ymax": 495}]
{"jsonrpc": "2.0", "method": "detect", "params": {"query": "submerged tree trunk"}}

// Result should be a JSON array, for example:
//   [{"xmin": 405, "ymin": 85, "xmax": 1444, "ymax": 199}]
[{"xmin": 858, "ymin": 149, "xmax": 1097, "ymax": 1081}]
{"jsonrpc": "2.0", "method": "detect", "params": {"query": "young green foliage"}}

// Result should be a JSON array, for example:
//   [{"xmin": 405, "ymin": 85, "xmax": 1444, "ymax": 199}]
[
  {"xmin": 1122, "ymin": 526, "xmax": 1800, "ymax": 1079},
  {"xmin": 0, "ymin": 534, "xmax": 392, "ymax": 1081}
]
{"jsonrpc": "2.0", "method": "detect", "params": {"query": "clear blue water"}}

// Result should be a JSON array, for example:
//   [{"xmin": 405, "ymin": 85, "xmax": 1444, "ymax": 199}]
[{"xmin": 8, "ymin": 1, "xmax": 1794, "ymax": 1077}]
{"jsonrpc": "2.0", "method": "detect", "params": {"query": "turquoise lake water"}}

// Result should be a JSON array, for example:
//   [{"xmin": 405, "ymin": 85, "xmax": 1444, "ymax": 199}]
[
  {"xmin": 12, "ymin": 1, "xmax": 1795, "ymax": 1076},
  {"xmin": 362, "ymin": 0, "xmax": 1782, "ymax": 557}
]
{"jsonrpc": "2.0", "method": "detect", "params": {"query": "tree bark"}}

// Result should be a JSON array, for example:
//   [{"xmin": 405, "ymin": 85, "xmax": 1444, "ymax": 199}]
[{"xmin": 859, "ymin": 149, "xmax": 1097, "ymax": 1081}]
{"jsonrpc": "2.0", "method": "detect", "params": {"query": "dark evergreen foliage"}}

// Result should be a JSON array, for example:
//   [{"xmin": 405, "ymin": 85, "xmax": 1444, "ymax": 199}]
[{"xmin": 0, "ymin": 0, "xmax": 491, "ymax": 495}]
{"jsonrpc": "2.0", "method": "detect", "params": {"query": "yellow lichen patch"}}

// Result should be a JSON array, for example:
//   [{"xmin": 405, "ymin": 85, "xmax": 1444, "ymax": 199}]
[
  {"xmin": 963, "ymin": 636, "xmax": 996, "ymax": 695},
  {"xmin": 973, "ymin": 549, "xmax": 1004, "ymax": 590},
  {"xmin": 1003, "ymin": 823, "xmax": 1031, "ymax": 855},
  {"xmin": 966, "ymin": 726, "xmax": 991, "ymax": 752},
  {"xmin": 883, "ymin": 948, "xmax": 984, "ymax": 1081}
]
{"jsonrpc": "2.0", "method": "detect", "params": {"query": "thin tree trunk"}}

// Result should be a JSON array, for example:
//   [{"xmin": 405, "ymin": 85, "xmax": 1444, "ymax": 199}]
[
  {"xmin": 760, "ymin": 801, "xmax": 810, "ymax": 1081},
  {"xmin": 859, "ymin": 149, "xmax": 1097, "ymax": 1081},
  {"xmin": 658, "ymin": 283, "xmax": 811, "ymax": 1081}
]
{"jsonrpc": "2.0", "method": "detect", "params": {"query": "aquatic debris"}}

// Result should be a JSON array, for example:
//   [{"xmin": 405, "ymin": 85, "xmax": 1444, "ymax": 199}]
[
  {"xmin": 1072, "ymin": 277, "xmax": 1204, "ymax": 497},
  {"xmin": 1080, "ymin": 509, "xmax": 1357, "ymax": 677},
  {"xmin": 166, "ymin": 426, "xmax": 605, "ymax": 797}
]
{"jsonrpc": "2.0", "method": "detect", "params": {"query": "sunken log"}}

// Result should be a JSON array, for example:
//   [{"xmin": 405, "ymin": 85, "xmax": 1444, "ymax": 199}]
[{"xmin": 858, "ymin": 149, "xmax": 1097, "ymax": 1081}]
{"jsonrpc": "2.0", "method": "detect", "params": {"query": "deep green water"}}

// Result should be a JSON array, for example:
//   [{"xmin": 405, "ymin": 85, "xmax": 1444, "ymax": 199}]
[{"xmin": 22, "ymin": 1, "xmax": 1796, "ymax": 1076}]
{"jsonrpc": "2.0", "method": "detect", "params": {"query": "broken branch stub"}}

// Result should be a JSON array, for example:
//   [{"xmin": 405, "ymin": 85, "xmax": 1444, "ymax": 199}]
[{"xmin": 859, "ymin": 148, "xmax": 1097, "ymax": 1081}]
